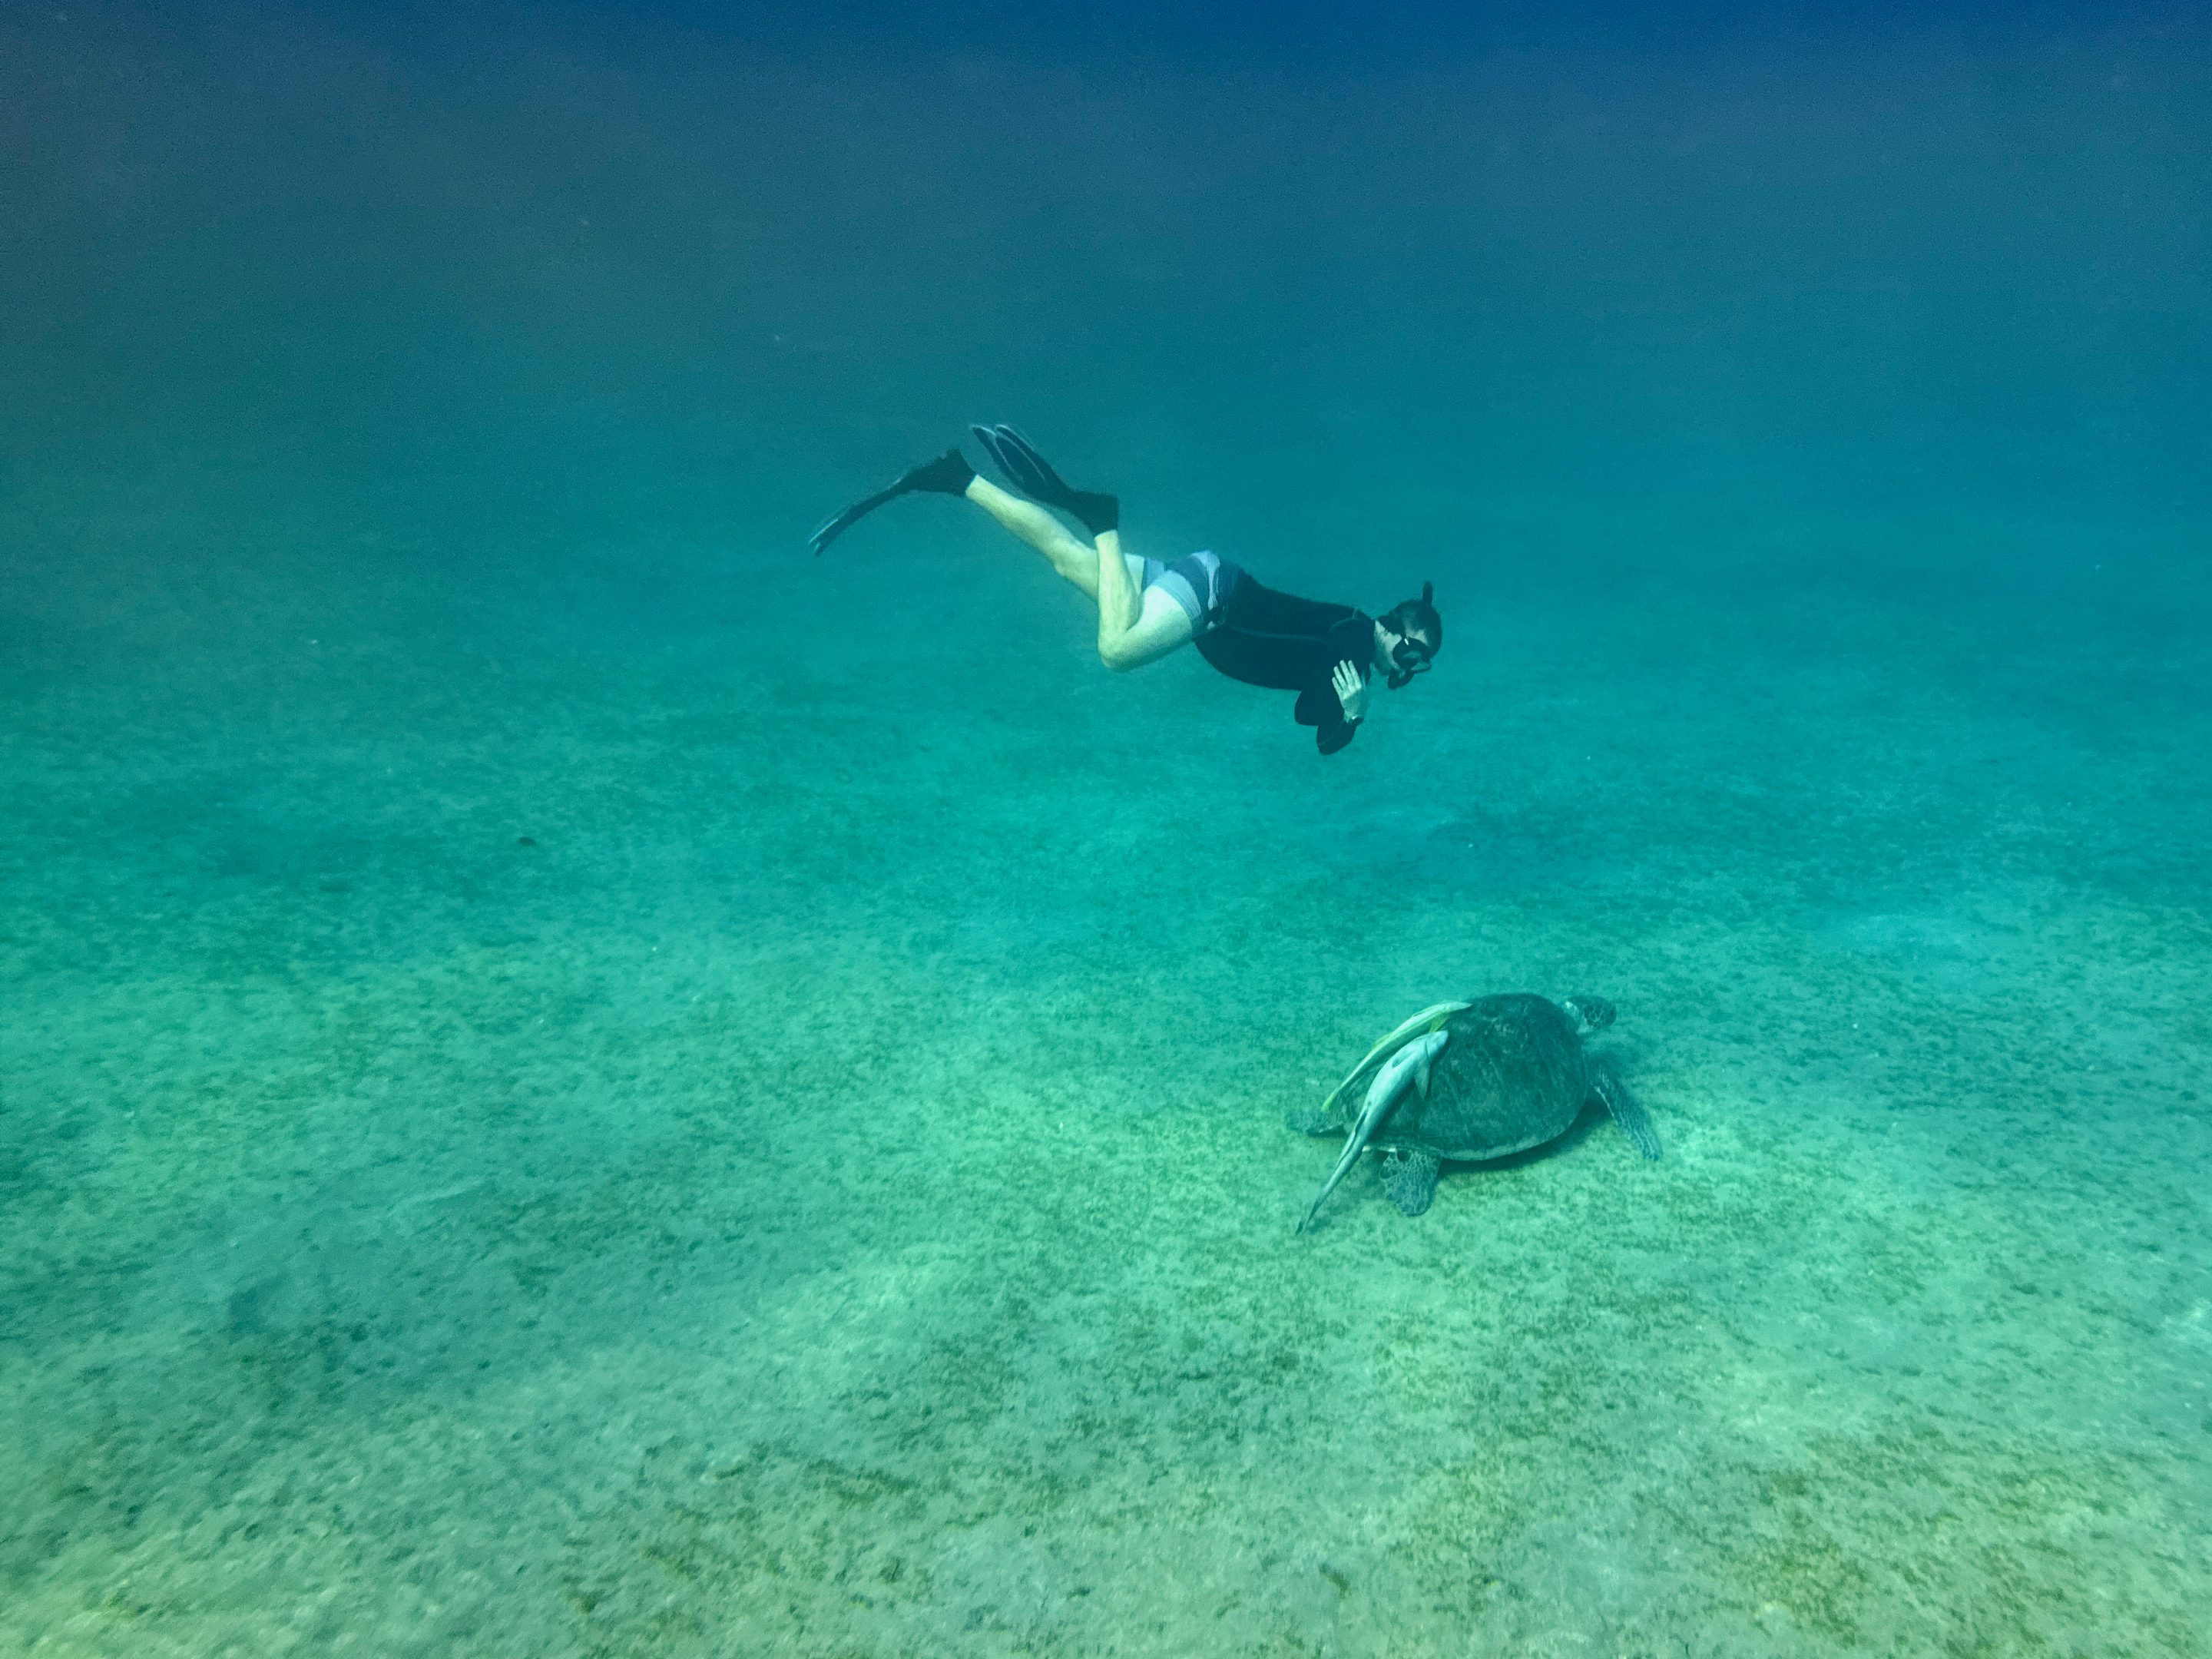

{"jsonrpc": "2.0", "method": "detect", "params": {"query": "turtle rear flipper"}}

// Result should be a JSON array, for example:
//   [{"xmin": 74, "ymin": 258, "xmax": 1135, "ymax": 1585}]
[
  {"xmin": 1593, "ymin": 1066, "xmax": 1662, "ymax": 1161},
  {"xmin": 1380, "ymin": 1147, "xmax": 1441, "ymax": 1216},
  {"xmin": 1284, "ymin": 1106, "xmax": 1341, "ymax": 1136},
  {"xmin": 1298, "ymin": 1030, "xmax": 1451, "ymax": 1232}
]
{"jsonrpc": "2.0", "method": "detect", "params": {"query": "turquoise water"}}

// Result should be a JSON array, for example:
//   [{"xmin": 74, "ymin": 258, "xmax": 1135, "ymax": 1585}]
[{"xmin": 5, "ymin": 7, "xmax": 2209, "ymax": 1654}]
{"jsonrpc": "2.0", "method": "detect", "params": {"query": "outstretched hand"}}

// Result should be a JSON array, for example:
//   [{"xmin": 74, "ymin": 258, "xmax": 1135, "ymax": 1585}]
[{"xmin": 1332, "ymin": 660, "xmax": 1369, "ymax": 723}]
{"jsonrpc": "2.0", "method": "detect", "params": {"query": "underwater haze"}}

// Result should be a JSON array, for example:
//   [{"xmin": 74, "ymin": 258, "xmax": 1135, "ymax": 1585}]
[{"xmin": 5, "ymin": 2, "xmax": 2210, "ymax": 1654}]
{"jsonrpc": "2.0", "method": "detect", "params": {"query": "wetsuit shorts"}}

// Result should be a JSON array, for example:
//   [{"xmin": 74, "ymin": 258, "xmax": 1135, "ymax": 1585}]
[{"xmin": 1125, "ymin": 550, "xmax": 1242, "ymax": 635}]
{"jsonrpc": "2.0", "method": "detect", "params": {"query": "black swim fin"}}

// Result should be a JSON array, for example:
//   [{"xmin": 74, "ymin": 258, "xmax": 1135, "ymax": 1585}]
[
  {"xmin": 807, "ymin": 448, "xmax": 975, "ymax": 555},
  {"xmin": 970, "ymin": 424, "xmax": 1119, "ymax": 536}
]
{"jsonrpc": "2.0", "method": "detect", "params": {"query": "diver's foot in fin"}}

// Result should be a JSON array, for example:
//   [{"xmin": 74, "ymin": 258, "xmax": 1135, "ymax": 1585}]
[
  {"xmin": 1063, "ymin": 487, "xmax": 1119, "ymax": 538},
  {"xmin": 970, "ymin": 423, "xmax": 1119, "ymax": 536},
  {"xmin": 807, "ymin": 447, "xmax": 975, "ymax": 555},
  {"xmin": 902, "ymin": 448, "xmax": 978, "ymax": 495}
]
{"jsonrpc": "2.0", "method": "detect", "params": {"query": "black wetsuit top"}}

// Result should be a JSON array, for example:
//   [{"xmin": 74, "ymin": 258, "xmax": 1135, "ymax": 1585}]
[{"xmin": 1194, "ymin": 571, "xmax": 1377, "ymax": 755}]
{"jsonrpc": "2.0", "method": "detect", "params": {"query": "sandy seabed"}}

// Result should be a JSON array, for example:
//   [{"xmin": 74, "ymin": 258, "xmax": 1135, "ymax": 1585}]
[{"xmin": 4, "ymin": 465, "xmax": 2208, "ymax": 1657}]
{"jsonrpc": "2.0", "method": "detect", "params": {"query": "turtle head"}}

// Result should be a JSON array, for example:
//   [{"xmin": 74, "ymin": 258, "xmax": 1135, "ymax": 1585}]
[{"xmin": 1561, "ymin": 995, "xmax": 1616, "ymax": 1035}]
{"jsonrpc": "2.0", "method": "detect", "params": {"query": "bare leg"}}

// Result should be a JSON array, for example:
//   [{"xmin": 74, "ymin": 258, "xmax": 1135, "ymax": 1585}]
[
  {"xmin": 962, "ymin": 477, "xmax": 1194, "ymax": 671},
  {"xmin": 1091, "ymin": 527, "xmax": 1140, "ymax": 657},
  {"xmin": 964, "ymin": 476, "xmax": 1101, "ymax": 594}
]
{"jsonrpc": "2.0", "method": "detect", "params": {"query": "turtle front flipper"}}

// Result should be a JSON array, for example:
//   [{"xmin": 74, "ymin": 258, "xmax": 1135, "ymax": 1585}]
[
  {"xmin": 1379, "ymin": 1147, "xmax": 1441, "ymax": 1216},
  {"xmin": 1593, "ymin": 1065, "xmax": 1662, "ymax": 1161}
]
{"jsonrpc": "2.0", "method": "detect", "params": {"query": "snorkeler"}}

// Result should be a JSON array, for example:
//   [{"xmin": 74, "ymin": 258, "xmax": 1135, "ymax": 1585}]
[{"xmin": 810, "ymin": 426, "xmax": 1440, "ymax": 754}]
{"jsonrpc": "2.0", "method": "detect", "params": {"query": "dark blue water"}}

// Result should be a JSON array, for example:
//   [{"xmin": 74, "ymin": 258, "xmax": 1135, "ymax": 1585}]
[{"xmin": 5, "ymin": 5, "xmax": 2207, "ymax": 1653}]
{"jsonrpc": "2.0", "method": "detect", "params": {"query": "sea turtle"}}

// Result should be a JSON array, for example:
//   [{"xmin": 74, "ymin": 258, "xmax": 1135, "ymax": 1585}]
[{"xmin": 1292, "ymin": 993, "xmax": 1662, "ymax": 1230}]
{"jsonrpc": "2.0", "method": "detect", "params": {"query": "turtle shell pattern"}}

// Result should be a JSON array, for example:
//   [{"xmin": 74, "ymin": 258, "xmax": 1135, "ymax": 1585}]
[{"xmin": 1369, "ymin": 993, "xmax": 1592, "ymax": 1162}]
